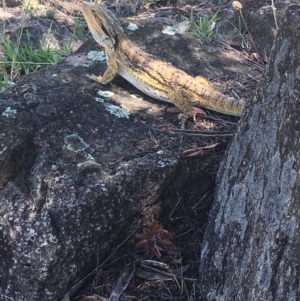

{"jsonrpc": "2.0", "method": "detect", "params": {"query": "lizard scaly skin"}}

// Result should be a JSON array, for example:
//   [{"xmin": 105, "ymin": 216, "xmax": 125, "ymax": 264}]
[{"xmin": 82, "ymin": 2, "xmax": 245, "ymax": 128}]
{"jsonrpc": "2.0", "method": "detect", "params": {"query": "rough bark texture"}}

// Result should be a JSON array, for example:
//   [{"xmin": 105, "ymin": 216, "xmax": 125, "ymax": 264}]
[{"xmin": 198, "ymin": 5, "xmax": 300, "ymax": 301}]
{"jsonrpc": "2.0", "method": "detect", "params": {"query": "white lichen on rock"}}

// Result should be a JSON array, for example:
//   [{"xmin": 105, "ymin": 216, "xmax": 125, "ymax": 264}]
[
  {"xmin": 97, "ymin": 90, "xmax": 114, "ymax": 98},
  {"xmin": 95, "ymin": 97, "xmax": 104, "ymax": 103},
  {"xmin": 162, "ymin": 26, "xmax": 183, "ymax": 36},
  {"xmin": 157, "ymin": 157, "xmax": 178, "ymax": 167},
  {"xmin": 127, "ymin": 23, "xmax": 139, "ymax": 31},
  {"xmin": 87, "ymin": 51, "xmax": 106, "ymax": 61},
  {"xmin": 77, "ymin": 160, "xmax": 102, "ymax": 172},
  {"xmin": 64, "ymin": 134, "xmax": 89, "ymax": 152},
  {"xmin": 104, "ymin": 103, "xmax": 130, "ymax": 119},
  {"xmin": 86, "ymin": 153, "xmax": 95, "ymax": 160},
  {"xmin": 2, "ymin": 106, "xmax": 17, "ymax": 118}
]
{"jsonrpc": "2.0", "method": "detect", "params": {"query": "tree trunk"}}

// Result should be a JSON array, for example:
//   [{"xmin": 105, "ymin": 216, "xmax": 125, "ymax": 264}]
[{"xmin": 198, "ymin": 5, "xmax": 300, "ymax": 301}]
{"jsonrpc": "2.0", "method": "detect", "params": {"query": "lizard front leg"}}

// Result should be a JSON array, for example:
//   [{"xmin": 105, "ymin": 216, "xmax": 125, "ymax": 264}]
[{"xmin": 86, "ymin": 55, "xmax": 118, "ymax": 84}]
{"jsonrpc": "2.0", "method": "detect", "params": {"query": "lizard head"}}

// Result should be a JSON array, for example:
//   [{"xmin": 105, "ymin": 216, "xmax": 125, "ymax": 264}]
[{"xmin": 82, "ymin": 2, "xmax": 124, "ymax": 49}]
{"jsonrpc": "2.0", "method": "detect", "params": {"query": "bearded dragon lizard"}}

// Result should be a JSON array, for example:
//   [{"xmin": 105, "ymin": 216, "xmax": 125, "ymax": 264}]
[{"xmin": 81, "ymin": 2, "xmax": 245, "ymax": 128}]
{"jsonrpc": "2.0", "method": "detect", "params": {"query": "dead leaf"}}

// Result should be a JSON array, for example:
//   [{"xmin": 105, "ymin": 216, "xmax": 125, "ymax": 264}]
[
  {"xmin": 140, "ymin": 259, "xmax": 169, "ymax": 269},
  {"xmin": 109, "ymin": 263, "xmax": 135, "ymax": 301}
]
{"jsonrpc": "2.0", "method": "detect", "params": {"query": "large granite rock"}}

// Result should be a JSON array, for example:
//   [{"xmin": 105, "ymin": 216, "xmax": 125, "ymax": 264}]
[{"xmin": 0, "ymin": 18, "xmax": 257, "ymax": 300}]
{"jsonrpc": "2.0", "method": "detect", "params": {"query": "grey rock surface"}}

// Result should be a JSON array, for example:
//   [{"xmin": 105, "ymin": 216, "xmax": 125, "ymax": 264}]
[
  {"xmin": 0, "ymin": 18, "xmax": 257, "ymax": 301},
  {"xmin": 0, "ymin": 64, "xmax": 177, "ymax": 300}
]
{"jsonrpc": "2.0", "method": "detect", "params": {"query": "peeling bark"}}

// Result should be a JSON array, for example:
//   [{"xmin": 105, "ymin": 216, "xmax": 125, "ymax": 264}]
[{"xmin": 198, "ymin": 5, "xmax": 300, "ymax": 301}]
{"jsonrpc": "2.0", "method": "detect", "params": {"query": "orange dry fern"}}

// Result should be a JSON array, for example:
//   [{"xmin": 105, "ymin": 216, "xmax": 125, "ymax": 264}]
[{"xmin": 135, "ymin": 220, "xmax": 174, "ymax": 259}]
